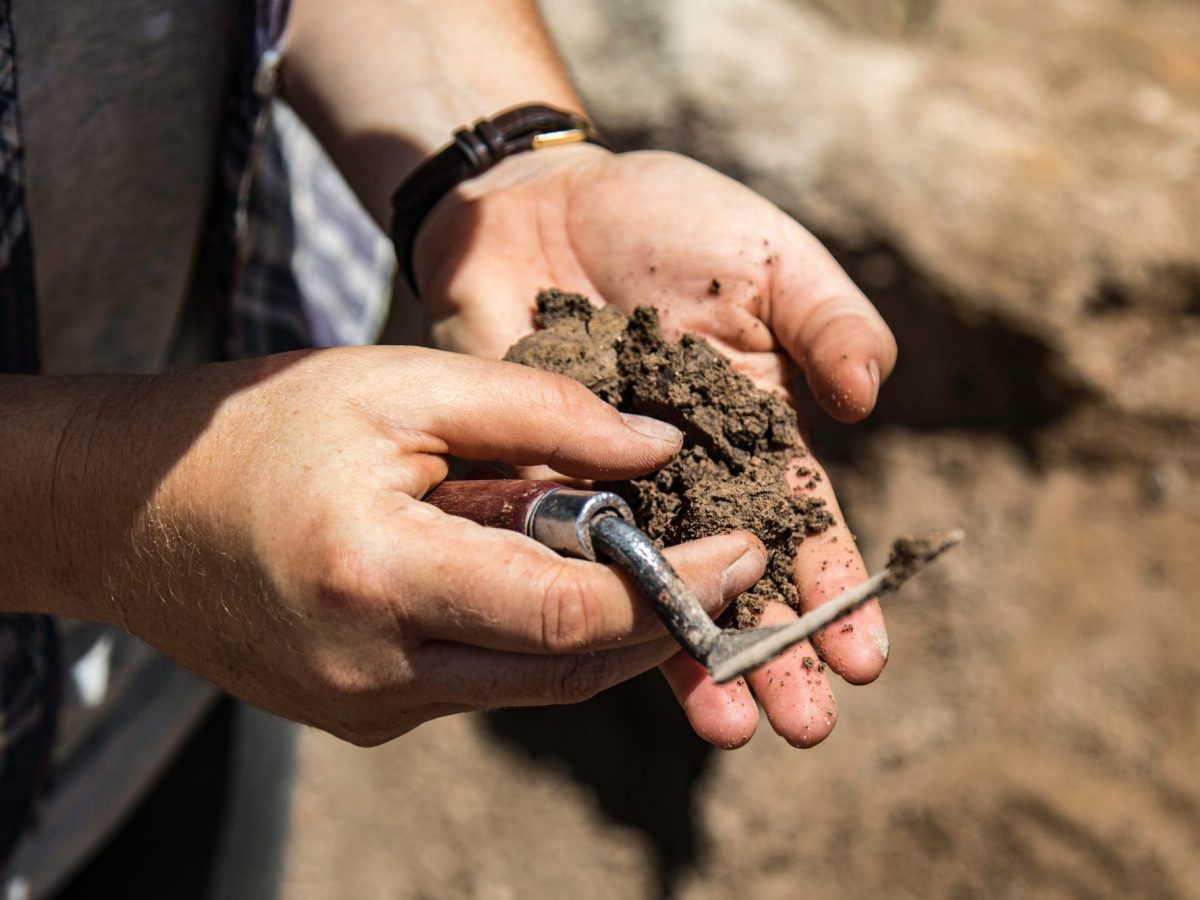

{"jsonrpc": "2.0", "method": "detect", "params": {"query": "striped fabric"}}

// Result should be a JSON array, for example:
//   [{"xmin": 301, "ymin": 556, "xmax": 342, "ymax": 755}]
[
  {"xmin": 224, "ymin": 0, "xmax": 392, "ymax": 359},
  {"xmin": 0, "ymin": 0, "xmax": 59, "ymax": 872},
  {"xmin": 0, "ymin": 0, "xmax": 37, "ymax": 375},
  {"xmin": 0, "ymin": 0, "xmax": 390, "ymax": 871}
]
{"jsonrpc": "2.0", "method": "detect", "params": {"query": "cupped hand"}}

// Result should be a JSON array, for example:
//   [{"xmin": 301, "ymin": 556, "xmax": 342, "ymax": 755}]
[
  {"xmin": 74, "ymin": 349, "xmax": 766, "ymax": 746},
  {"xmin": 412, "ymin": 145, "xmax": 898, "ymax": 748}
]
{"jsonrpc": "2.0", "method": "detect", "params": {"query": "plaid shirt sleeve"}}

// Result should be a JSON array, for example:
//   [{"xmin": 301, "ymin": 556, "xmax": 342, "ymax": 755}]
[
  {"xmin": 0, "ymin": 0, "xmax": 397, "ymax": 871},
  {"xmin": 221, "ymin": 3, "xmax": 394, "ymax": 361},
  {"xmin": 0, "ymin": 0, "xmax": 61, "ymax": 872}
]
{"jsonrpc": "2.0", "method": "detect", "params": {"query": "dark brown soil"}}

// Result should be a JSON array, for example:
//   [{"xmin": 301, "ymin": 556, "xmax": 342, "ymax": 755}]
[
  {"xmin": 505, "ymin": 289, "xmax": 833, "ymax": 626},
  {"xmin": 282, "ymin": 5, "xmax": 1200, "ymax": 895},
  {"xmin": 881, "ymin": 530, "xmax": 964, "ymax": 592}
]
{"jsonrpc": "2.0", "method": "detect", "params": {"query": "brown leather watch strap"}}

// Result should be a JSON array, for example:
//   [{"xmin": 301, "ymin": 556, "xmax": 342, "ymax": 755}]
[{"xmin": 389, "ymin": 104, "xmax": 610, "ymax": 298}]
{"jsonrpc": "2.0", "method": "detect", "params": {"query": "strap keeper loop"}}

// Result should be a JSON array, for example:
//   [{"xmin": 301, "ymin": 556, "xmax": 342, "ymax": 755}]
[{"xmin": 390, "ymin": 104, "xmax": 610, "ymax": 299}]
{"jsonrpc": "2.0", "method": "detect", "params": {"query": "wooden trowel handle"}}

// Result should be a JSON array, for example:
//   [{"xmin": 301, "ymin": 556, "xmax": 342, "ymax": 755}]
[
  {"xmin": 422, "ymin": 479, "xmax": 561, "ymax": 535},
  {"xmin": 425, "ymin": 478, "xmax": 722, "ymax": 664}
]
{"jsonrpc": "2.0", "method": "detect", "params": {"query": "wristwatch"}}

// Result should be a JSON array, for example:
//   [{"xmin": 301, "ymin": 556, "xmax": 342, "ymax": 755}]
[{"xmin": 389, "ymin": 104, "xmax": 610, "ymax": 297}]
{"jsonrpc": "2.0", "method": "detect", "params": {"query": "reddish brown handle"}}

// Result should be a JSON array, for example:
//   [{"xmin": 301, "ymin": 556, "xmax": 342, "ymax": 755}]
[{"xmin": 422, "ymin": 479, "xmax": 560, "ymax": 535}]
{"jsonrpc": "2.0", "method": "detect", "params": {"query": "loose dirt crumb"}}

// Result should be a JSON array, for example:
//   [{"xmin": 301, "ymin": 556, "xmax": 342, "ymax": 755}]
[
  {"xmin": 506, "ymin": 290, "xmax": 834, "ymax": 625},
  {"xmin": 882, "ymin": 530, "xmax": 964, "ymax": 591}
]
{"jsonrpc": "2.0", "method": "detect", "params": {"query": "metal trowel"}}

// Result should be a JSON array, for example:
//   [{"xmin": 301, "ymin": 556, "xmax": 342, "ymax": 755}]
[{"xmin": 424, "ymin": 479, "xmax": 962, "ymax": 683}]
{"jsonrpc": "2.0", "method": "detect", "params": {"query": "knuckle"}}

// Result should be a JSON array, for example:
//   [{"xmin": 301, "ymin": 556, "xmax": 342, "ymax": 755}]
[
  {"xmin": 304, "ymin": 665, "xmax": 427, "ymax": 747},
  {"xmin": 302, "ymin": 654, "xmax": 363, "ymax": 710},
  {"xmin": 310, "ymin": 539, "xmax": 375, "ymax": 613},
  {"xmin": 538, "ymin": 565, "xmax": 604, "ymax": 652},
  {"xmin": 541, "ymin": 373, "xmax": 599, "ymax": 420},
  {"xmin": 324, "ymin": 711, "xmax": 411, "ymax": 747},
  {"xmin": 327, "ymin": 721, "xmax": 386, "ymax": 748},
  {"xmin": 551, "ymin": 655, "xmax": 607, "ymax": 706}
]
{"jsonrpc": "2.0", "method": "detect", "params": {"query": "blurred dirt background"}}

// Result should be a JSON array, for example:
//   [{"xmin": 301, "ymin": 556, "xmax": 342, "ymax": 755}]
[{"xmin": 279, "ymin": 1, "xmax": 1200, "ymax": 897}]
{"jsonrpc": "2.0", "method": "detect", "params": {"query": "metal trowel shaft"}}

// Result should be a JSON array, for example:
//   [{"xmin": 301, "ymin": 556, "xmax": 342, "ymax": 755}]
[
  {"xmin": 422, "ymin": 479, "xmax": 722, "ymax": 663},
  {"xmin": 422, "ymin": 479, "xmax": 962, "ymax": 684}
]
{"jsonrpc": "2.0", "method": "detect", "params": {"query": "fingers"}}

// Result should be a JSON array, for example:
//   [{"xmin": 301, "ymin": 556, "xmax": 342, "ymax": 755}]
[
  {"xmin": 799, "ymin": 311, "xmax": 892, "ymax": 423},
  {"xmin": 788, "ymin": 460, "xmax": 889, "ymax": 684},
  {"xmin": 660, "ymin": 454, "xmax": 887, "ymax": 749},
  {"xmin": 399, "ymin": 505, "xmax": 767, "ymax": 655},
  {"xmin": 659, "ymin": 651, "xmax": 759, "ymax": 749},
  {"xmin": 744, "ymin": 601, "xmax": 839, "ymax": 748},
  {"xmin": 416, "ymin": 145, "xmax": 612, "ymax": 359},
  {"xmin": 399, "ymin": 351, "xmax": 683, "ymax": 481},
  {"xmin": 414, "ymin": 634, "xmax": 682, "ymax": 709},
  {"xmin": 768, "ymin": 226, "xmax": 898, "ymax": 422}
]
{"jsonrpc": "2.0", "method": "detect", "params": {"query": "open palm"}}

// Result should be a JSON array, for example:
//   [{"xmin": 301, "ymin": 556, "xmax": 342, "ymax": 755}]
[{"xmin": 412, "ymin": 144, "xmax": 898, "ymax": 748}]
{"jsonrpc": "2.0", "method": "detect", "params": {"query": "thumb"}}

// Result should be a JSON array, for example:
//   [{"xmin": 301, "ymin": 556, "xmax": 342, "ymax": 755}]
[
  {"xmin": 768, "ymin": 226, "xmax": 898, "ymax": 423},
  {"xmin": 403, "ymin": 350, "xmax": 682, "ymax": 480}
]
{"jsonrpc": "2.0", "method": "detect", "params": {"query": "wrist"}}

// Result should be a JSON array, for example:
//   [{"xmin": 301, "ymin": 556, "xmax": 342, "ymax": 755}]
[
  {"xmin": 0, "ymin": 375, "xmax": 146, "ymax": 620},
  {"xmin": 446, "ymin": 138, "xmax": 613, "ymax": 197},
  {"xmin": 391, "ymin": 104, "xmax": 610, "ymax": 298},
  {"xmin": 282, "ymin": 0, "xmax": 586, "ymax": 227},
  {"xmin": 50, "ymin": 360, "xmax": 286, "ymax": 629},
  {"xmin": 412, "ymin": 141, "xmax": 614, "ymax": 304}
]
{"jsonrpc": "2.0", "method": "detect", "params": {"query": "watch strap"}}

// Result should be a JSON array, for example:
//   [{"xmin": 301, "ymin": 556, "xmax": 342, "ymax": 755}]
[{"xmin": 389, "ymin": 104, "xmax": 609, "ymax": 298}]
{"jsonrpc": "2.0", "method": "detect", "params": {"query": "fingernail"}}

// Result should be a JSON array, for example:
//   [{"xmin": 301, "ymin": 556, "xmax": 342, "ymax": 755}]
[
  {"xmin": 867, "ymin": 358, "xmax": 881, "ymax": 388},
  {"xmin": 720, "ymin": 545, "xmax": 767, "ymax": 598},
  {"xmin": 868, "ymin": 624, "xmax": 890, "ymax": 660},
  {"xmin": 621, "ymin": 413, "xmax": 683, "ymax": 445},
  {"xmin": 864, "ymin": 358, "xmax": 881, "ymax": 408}
]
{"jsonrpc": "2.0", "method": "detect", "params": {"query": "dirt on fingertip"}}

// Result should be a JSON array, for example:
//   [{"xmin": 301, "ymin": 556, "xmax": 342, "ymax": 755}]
[{"xmin": 505, "ymin": 289, "xmax": 833, "ymax": 626}]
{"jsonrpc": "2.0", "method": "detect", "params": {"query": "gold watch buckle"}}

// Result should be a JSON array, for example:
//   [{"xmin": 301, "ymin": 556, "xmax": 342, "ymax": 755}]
[{"xmin": 530, "ymin": 128, "xmax": 588, "ymax": 150}]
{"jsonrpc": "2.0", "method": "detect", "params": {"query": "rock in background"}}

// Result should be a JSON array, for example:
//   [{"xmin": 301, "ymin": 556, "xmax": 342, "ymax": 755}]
[
  {"xmin": 549, "ymin": 0, "xmax": 1200, "ymax": 462},
  {"xmin": 280, "ymin": 3, "xmax": 1200, "ymax": 898}
]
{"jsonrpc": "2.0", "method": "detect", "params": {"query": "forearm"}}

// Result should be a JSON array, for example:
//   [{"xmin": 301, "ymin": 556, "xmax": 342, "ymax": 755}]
[
  {"xmin": 0, "ymin": 371, "xmax": 232, "ymax": 627},
  {"xmin": 0, "ymin": 376, "xmax": 122, "ymax": 618},
  {"xmin": 280, "ymin": 0, "xmax": 583, "ymax": 228}
]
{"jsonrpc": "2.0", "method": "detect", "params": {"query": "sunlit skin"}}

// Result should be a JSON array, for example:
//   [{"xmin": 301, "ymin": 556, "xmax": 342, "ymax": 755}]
[
  {"xmin": 0, "ymin": 142, "xmax": 897, "ymax": 750},
  {"xmin": 415, "ymin": 143, "xmax": 898, "ymax": 747},
  {"xmin": 0, "ymin": 1, "xmax": 902, "ymax": 755},
  {"xmin": 0, "ymin": 350, "xmax": 772, "ymax": 746},
  {"xmin": 278, "ymin": 0, "xmax": 898, "ymax": 746},
  {"xmin": 0, "ymin": 0, "xmax": 902, "ymax": 762}
]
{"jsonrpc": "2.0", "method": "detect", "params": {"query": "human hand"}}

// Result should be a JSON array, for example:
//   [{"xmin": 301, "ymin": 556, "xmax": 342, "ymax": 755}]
[
  {"xmin": 56, "ymin": 349, "xmax": 765, "ymax": 745},
  {"xmin": 412, "ymin": 145, "xmax": 898, "ymax": 748}
]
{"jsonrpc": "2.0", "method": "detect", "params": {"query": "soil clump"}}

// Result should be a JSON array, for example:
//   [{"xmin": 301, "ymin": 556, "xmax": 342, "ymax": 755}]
[
  {"xmin": 505, "ymin": 289, "xmax": 833, "ymax": 626},
  {"xmin": 881, "ymin": 530, "xmax": 964, "ymax": 592}
]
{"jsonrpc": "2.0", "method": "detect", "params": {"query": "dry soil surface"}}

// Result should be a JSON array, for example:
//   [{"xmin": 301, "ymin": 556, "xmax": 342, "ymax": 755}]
[
  {"xmin": 279, "ymin": 438, "xmax": 1199, "ymax": 900},
  {"xmin": 278, "ymin": 1, "xmax": 1200, "ymax": 897}
]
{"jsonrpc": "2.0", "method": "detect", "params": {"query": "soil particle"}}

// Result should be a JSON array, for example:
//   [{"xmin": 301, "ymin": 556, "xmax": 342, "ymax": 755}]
[
  {"xmin": 882, "ymin": 530, "xmax": 963, "ymax": 592},
  {"xmin": 507, "ymin": 288, "xmax": 627, "ymax": 405},
  {"xmin": 506, "ymin": 289, "xmax": 834, "ymax": 625}
]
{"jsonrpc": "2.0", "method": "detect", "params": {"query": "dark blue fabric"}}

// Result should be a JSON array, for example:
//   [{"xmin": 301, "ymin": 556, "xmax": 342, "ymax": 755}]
[
  {"xmin": 0, "ymin": 230, "xmax": 37, "ymax": 373},
  {"xmin": 0, "ymin": 616, "xmax": 59, "ymax": 870},
  {"xmin": 0, "ymin": 0, "xmax": 296, "ymax": 870},
  {"xmin": 218, "ymin": 0, "xmax": 303, "ymax": 360},
  {"xmin": 0, "ymin": 0, "xmax": 61, "ymax": 871},
  {"xmin": 0, "ymin": 0, "xmax": 39, "ymax": 376}
]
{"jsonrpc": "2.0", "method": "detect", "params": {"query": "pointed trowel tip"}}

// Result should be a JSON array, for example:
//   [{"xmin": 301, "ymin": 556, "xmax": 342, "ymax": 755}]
[
  {"xmin": 706, "ymin": 529, "xmax": 966, "ymax": 683},
  {"xmin": 925, "ymin": 528, "xmax": 966, "ymax": 555},
  {"xmin": 882, "ymin": 528, "xmax": 965, "ymax": 590}
]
